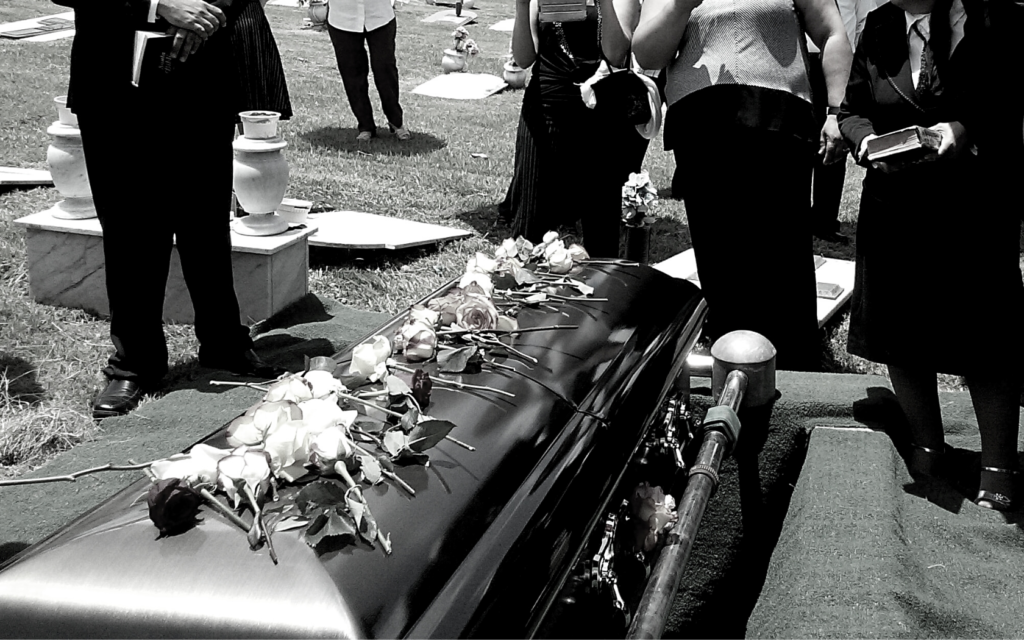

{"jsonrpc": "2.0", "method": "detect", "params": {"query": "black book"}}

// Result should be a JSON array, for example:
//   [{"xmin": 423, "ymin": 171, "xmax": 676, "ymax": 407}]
[
  {"xmin": 132, "ymin": 30, "xmax": 177, "ymax": 88},
  {"xmin": 866, "ymin": 125, "xmax": 942, "ymax": 161}
]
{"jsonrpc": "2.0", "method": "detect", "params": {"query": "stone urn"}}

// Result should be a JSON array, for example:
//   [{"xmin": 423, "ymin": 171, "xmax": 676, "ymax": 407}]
[
  {"xmin": 441, "ymin": 49, "xmax": 466, "ymax": 73},
  {"xmin": 307, "ymin": 0, "xmax": 328, "ymax": 25},
  {"xmin": 503, "ymin": 61, "xmax": 527, "ymax": 89},
  {"xmin": 46, "ymin": 96, "xmax": 95, "ymax": 220},
  {"xmin": 232, "ymin": 113, "xmax": 289, "ymax": 236}
]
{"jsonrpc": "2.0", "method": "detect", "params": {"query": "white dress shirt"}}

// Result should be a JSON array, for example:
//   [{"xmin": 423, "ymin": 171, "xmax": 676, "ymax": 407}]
[
  {"xmin": 904, "ymin": 0, "xmax": 966, "ymax": 88},
  {"xmin": 328, "ymin": 0, "xmax": 395, "ymax": 33}
]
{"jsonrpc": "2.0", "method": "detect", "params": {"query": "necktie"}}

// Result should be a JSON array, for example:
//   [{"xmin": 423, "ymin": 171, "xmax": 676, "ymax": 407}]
[{"xmin": 912, "ymin": 19, "xmax": 934, "ymax": 95}]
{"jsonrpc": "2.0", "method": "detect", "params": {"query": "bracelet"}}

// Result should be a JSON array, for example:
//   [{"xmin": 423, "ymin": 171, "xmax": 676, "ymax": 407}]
[{"xmin": 827, "ymin": 106, "xmax": 841, "ymax": 116}]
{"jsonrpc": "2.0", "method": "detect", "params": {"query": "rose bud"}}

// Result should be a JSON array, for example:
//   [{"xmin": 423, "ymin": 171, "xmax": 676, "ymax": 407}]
[
  {"xmin": 403, "ymin": 321, "xmax": 437, "ymax": 362},
  {"xmin": 263, "ymin": 375, "xmax": 313, "ymax": 403},
  {"xmin": 495, "ymin": 238, "xmax": 518, "ymax": 260},
  {"xmin": 217, "ymin": 448, "xmax": 273, "ymax": 508},
  {"xmin": 302, "ymin": 369, "xmax": 344, "ymax": 399},
  {"xmin": 466, "ymin": 252, "xmax": 498, "ymax": 275},
  {"xmin": 459, "ymin": 272, "xmax": 494, "ymax": 298},
  {"xmin": 455, "ymin": 294, "xmax": 499, "ymax": 331},
  {"xmin": 542, "ymin": 230, "xmax": 560, "ymax": 245},
  {"xmin": 349, "ymin": 335, "xmax": 392, "ymax": 379},
  {"xmin": 411, "ymin": 369, "xmax": 433, "ymax": 408},
  {"xmin": 147, "ymin": 478, "xmax": 203, "ymax": 537},
  {"xmin": 409, "ymin": 304, "xmax": 440, "ymax": 328},
  {"xmin": 150, "ymin": 443, "xmax": 232, "ymax": 486}
]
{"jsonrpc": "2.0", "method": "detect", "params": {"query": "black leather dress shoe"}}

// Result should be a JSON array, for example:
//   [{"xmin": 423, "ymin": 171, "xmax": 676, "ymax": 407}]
[
  {"xmin": 202, "ymin": 350, "xmax": 287, "ymax": 379},
  {"xmin": 92, "ymin": 379, "xmax": 145, "ymax": 420}
]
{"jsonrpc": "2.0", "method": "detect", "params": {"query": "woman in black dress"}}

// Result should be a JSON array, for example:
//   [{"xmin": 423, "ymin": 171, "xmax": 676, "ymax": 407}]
[
  {"xmin": 503, "ymin": 0, "xmax": 648, "ymax": 258},
  {"xmin": 839, "ymin": 0, "xmax": 1023, "ymax": 509}
]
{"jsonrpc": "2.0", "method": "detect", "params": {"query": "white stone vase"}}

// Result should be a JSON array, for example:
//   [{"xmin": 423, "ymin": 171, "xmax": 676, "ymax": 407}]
[
  {"xmin": 54, "ymin": 95, "xmax": 78, "ymax": 127},
  {"xmin": 239, "ymin": 110, "xmax": 280, "ymax": 140},
  {"xmin": 233, "ymin": 134, "xmax": 289, "ymax": 236},
  {"xmin": 441, "ymin": 49, "xmax": 466, "ymax": 73},
  {"xmin": 46, "ymin": 118, "xmax": 95, "ymax": 220},
  {"xmin": 503, "ymin": 62, "xmax": 527, "ymax": 89},
  {"xmin": 307, "ymin": 0, "xmax": 328, "ymax": 24}
]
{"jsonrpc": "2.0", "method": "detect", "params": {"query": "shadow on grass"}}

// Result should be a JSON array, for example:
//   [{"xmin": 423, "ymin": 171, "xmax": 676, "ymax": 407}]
[
  {"xmin": 300, "ymin": 125, "xmax": 446, "ymax": 156},
  {"xmin": 310, "ymin": 242, "xmax": 445, "ymax": 269},
  {"xmin": 0, "ymin": 353, "xmax": 45, "ymax": 405}
]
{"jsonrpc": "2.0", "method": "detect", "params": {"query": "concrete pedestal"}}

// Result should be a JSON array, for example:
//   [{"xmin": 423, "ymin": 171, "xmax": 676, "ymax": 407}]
[{"xmin": 15, "ymin": 211, "xmax": 313, "ymax": 325}]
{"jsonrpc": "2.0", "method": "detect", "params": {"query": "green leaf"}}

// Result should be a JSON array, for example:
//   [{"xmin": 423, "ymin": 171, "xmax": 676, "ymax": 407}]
[
  {"xmin": 358, "ymin": 454, "xmax": 383, "ymax": 484},
  {"xmin": 438, "ymin": 346, "xmax": 477, "ymax": 373},
  {"xmin": 304, "ymin": 507, "xmax": 357, "ymax": 548},
  {"xmin": 295, "ymin": 480, "xmax": 349, "ymax": 515},
  {"xmin": 399, "ymin": 407, "xmax": 420, "ymax": 433},
  {"xmin": 383, "ymin": 430, "xmax": 409, "ymax": 456},
  {"xmin": 407, "ymin": 419, "xmax": 456, "ymax": 453},
  {"xmin": 387, "ymin": 376, "xmax": 413, "ymax": 397},
  {"xmin": 273, "ymin": 516, "xmax": 310, "ymax": 533}
]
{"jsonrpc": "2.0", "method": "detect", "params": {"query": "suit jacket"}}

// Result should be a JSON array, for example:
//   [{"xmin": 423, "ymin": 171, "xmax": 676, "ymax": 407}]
[{"xmin": 52, "ymin": 0, "xmax": 285, "ymax": 120}]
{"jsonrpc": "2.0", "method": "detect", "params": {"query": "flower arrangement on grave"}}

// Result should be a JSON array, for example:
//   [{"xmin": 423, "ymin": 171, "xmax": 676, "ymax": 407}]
[
  {"xmin": 0, "ymin": 231, "xmax": 624, "ymax": 565},
  {"xmin": 621, "ymin": 170, "xmax": 659, "ymax": 228},
  {"xmin": 451, "ymin": 27, "xmax": 480, "ymax": 57}
]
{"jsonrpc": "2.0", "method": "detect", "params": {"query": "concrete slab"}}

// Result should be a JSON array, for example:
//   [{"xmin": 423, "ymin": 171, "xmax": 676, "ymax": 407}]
[
  {"xmin": 489, "ymin": 18, "xmax": 515, "ymax": 31},
  {"xmin": 653, "ymin": 248, "xmax": 855, "ymax": 328},
  {"xmin": 411, "ymin": 72, "xmax": 506, "ymax": 99},
  {"xmin": 0, "ymin": 12, "xmax": 75, "ymax": 42},
  {"xmin": 306, "ymin": 210, "xmax": 471, "ymax": 250},
  {"xmin": 0, "ymin": 167, "xmax": 53, "ymax": 187}
]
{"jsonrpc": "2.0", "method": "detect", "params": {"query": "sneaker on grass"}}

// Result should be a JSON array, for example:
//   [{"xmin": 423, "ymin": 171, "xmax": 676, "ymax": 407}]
[
  {"xmin": 356, "ymin": 130, "xmax": 374, "ymax": 142},
  {"xmin": 390, "ymin": 124, "xmax": 411, "ymax": 141}
]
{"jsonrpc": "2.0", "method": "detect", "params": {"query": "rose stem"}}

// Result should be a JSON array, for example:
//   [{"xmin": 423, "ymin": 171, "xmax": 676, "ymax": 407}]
[
  {"xmin": 198, "ymin": 487, "xmax": 251, "ymax": 533},
  {"xmin": 444, "ymin": 435, "xmax": 476, "ymax": 451},
  {"xmin": 497, "ymin": 289, "xmax": 607, "ymax": 303},
  {"xmin": 356, "ymin": 390, "xmax": 390, "ymax": 399},
  {"xmin": 347, "ymin": 438, "xmax": 416, "ymax": 496},
  {"xmin": 437, "ymin": 325, "xmax": 578, "ymax": 337},
  {"xmin": 243, "ymin": 484, "xmax": 277, "ymax": 565},
  {"xmin": 466, "ymin": 334, "xmax": 538, "ymax": 364},
  {"xmin": 389, "ymin": 362, "xmax": 515, "ymax": 398},
  {"xmin": 209, "ymin": 381, "xmax": 271, "ymax": 392},
  {"xmin": 337, "ymin": 392, "xmax": 405, "ymax": 419},
  {"xmin": 0, "ymin": 461, "xmax": 157, "ymax": 486}
]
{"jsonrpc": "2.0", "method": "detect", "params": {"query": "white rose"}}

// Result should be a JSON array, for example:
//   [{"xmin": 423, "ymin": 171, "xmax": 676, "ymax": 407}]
[
  {"xmin": 302, "ymin": 370, "xmax": 344, "ymax": 399},
  {"xmin": 455, "ymin": 294, "xmax": 499, "ymax": 331},
  {"xmin": 401, "ymin": 320, "xmax": 437, "ymax": 362},
  {"xmin": 548, "ymin": 246, "xmax": 574, "ymax": 274},
  {"xmin": 349, "ymin": 335, "xmax": 391, "ymax": 379},
  {"xmin": 466, "ymin": 252, "xmax": 498, "ymax": 275},
  {"xmin": 217, "ymin": 448, "xmax": 273, "ymax": 507},
  {"xmin": 409, "ymin": 304, "xmax": 440, "ymax": 327},
  {"xmin": 263, "ymin": 375, "xmax": 314, "ymax": 403},
  {"xmin": 297, "ymin": 398, "xmax": 353, "ymax": 434},
  {"xmin": 542, "ymin": 230, "xmax": 559, "ymax": 245},
  {"xmin": 262, "ymin": 421, "xmax": 312, "ymax": 481},
  {"xmin": 226, "ymin": 400, "xmax": 301, "ymax": 447},
  {"xmin": 149, "ymin": 443, "xmax": 233, "ymax": 486},
  {"xmin": 567, "ymin": 243, "xmax": 590, "ymax": 262},
  {"xmin": 308, "ymin": 426, "xmax": 354, "ymax": 474},
  {"xmin": 459, "ymin": 271, "xmax": 494, "ymax": 298},
  {"xmin": 495, "ymin": 238, "xmax": 518, "ymax": 259}
]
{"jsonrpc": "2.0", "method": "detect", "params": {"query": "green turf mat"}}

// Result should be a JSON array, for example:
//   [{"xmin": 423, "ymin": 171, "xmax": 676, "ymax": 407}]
[{"xmin": 747, "ymin": 427, "xmax": 1024, "ymax": 639}]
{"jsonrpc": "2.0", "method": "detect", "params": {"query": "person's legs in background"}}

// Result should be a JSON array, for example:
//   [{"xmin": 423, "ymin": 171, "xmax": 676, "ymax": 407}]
[
  {"xmin": 365, "ymin": 18, "xmax": 408, "ymax": 139},
  {"xmin": 808, "ymin": 51, "xmax": 848, "ymax": 242},
  {"xmin": 327, "ymin": 23, "xmax": 376, "ymax": 139}
]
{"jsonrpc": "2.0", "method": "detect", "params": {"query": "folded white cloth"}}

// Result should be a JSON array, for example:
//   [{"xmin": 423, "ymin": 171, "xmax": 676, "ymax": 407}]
[{"xmin": 635, "ymin": 73, "xmax": 663, "ymax": 140}]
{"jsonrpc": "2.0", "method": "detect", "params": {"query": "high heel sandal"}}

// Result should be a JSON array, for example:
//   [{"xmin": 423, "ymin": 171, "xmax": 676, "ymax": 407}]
[
  {"xmin": 975, "ymin": 467, "xmax": 1020, "ymax": 511},
  {"xmin": 907, "ymin": 443, "xmax": 949, "ymax": 480}
]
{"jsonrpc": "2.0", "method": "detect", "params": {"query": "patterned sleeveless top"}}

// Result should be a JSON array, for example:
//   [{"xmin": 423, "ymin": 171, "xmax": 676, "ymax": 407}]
[{"xmin": 664, "ymin": 0, "xmax": 814, "ymax": 108}]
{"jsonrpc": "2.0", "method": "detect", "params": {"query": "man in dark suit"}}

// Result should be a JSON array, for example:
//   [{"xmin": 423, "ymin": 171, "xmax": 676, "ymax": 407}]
[{"xmin": 53, "ymin": 0, "xmax": 285, "ymax": 419}]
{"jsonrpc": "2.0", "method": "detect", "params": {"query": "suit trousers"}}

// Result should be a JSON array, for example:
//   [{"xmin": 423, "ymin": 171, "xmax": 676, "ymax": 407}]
[
  {"xmin": 77, "ymin": 102, "xmax": 252, "ymax": 385},
  {"xmin": 327, "ymin": 19, "xmax": 403, "ymax": 134}
]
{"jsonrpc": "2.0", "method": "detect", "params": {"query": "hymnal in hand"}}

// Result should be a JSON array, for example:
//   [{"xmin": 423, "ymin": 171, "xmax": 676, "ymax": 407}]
[
  {"xmin": 866, "ymin": 125, "xmax": 942, "ymax": 162},
  {"xmin": 538, "ymin": 0, "xmax": 588, "ymax": 23},
  {"xmin": 132, "ymin": 30, "xmax": 176, "ymax": 88}
]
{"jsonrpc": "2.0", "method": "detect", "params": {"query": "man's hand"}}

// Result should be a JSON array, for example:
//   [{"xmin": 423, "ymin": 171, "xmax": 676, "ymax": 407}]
[
  {"xmin": 930, "ymin": 121, "xmax": 967, "ymax": 160},
  {"xmin": 156, "ymin": 0, "xmax": 226, "ymax": 38},
  {"xmin": 210, "ymin": 0, "xmax": 234, "ymax": 10},
  {"xmin": 167, "ymin": 25, "xmax": 203, "ymax": 61},
  {"xmin": 819, "ymin": 114, "xmax": 846, "ymax": 165}
]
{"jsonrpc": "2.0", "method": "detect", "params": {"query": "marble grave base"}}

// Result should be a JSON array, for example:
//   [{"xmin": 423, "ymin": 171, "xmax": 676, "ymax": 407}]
[{"xmin": 15, "ymin": 211, "xmax": 314, "ymax": 325}]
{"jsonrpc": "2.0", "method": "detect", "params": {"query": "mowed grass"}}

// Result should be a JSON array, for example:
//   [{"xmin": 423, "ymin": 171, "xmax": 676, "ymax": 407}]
[{"xmin": 0, "ymin": 0, "xmax": 915, "ymax": 476}]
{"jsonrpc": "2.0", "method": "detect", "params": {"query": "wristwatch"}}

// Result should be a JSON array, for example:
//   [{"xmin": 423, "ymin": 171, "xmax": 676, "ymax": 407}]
[{"xmin": 826, "ymin": 106, "xmax": 841, "ymax": 116}]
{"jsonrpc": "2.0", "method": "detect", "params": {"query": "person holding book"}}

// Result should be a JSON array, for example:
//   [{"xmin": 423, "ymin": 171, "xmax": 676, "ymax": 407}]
[
  {"xmin": 502, "ymin": 0, "xmax": 650, "ymax": 258},
  {"xmin": 838, "ymin": 0, "xmax": 1023, "ymax": 510},
  {"xmin": 632, "ymin": 0, "xmax": 853, "ymax": 371},
  {"xmin": 326, "ymin": 0, "xmax": 411, "ymax": 142},
  {"xmin": 54, "ymin": 0, "xmax": 289, "ymax": 419}
]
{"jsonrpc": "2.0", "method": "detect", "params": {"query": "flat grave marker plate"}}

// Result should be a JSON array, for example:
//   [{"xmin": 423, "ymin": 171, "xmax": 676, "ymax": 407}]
[
  {"xmin": 422, "ymin": 9, "xmax": 478, "ymax": 25},
  {"xmin": 0, "ymin": 12, "xmax": 75, "ymax": 42},
  {"xmin": 306, "ymin": 210, "xmax": 471, "ymax": 250},
  {"xmin": 411, "ymin": 73, "xmax": 507, "ymax": 99},
  {"xmin": 489, "ymin": 18, "xmax": 516, "ymax": 31},
  {"xmin": 0, "ymin": 167, "xmax": 53, "ymax": 187},
  {"xmin": 653, "ymin": 248, "xmax": 856, "ymax": 328}
]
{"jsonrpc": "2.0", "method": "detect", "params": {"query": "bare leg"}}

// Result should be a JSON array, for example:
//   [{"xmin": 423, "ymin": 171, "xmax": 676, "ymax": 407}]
[
  {"xmin": 966, "ymin": 373, "xmax": 1022, "ymax": 508},
  {"xmin": 889, "ymin": 365, "xmax": 946, "ymax": 477}
]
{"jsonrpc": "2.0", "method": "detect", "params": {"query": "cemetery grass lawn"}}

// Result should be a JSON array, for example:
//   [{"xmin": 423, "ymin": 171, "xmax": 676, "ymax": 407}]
[{"xmin": 0, "ymin": 0, "xmax": 909, "ymax": 477}]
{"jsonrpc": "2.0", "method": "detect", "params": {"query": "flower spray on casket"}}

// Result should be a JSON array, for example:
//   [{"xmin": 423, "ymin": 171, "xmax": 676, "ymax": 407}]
[{"xmin": 0, "ymin": 232, "xmax": 630, "ymax": 565}]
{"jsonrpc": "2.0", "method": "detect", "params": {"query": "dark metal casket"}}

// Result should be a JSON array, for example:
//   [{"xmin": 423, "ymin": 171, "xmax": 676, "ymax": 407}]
[{"xmin": 0, "ymin": 263, "xmax": 705, "ymax": 639}]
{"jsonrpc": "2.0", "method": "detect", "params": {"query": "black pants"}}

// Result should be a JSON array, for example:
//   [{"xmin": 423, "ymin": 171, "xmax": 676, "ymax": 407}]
[
  {"xmin": 673, "ymin": 127, "xmax": 819, "ymax": 371},
  {"xmin": 77, "ymin": 104, "xmax": 252, "ymax": 385},
  {"xmin": 327, "ymin": 19, "xmax": 403, "ymax": 134},
  {"xmin": 808, "ymin": 51, "xmax": 847, "ymax": 235}
]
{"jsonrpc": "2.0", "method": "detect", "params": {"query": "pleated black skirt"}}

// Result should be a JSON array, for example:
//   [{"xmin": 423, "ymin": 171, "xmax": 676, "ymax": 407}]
[{"xmin": 230, "ymin": 0, "xmax": 292, "ymax": 120}]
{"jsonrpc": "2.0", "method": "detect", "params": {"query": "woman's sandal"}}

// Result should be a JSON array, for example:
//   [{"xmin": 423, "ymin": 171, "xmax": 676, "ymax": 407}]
[
  {"xmin": 907, "ymin": 443, "xmax": 950, "ymax": 480},
  {"xmin": 975, "ymin": 467, "xmax": 1020, "ymax": 511}
]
